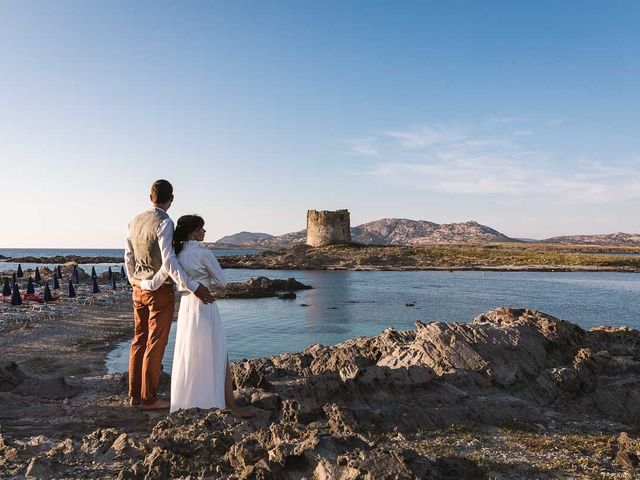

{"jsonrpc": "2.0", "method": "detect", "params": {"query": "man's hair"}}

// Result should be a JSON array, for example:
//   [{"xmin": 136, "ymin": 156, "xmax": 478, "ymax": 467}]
[{"xmin": 150, "ymin": 179, "xmax": 173, "ymax": 204}]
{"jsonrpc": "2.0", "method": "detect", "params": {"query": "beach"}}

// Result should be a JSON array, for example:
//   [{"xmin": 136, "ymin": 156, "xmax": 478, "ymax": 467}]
[{"xmin": 1, "ymin": 267, "xmax": 639, "ymax": 478}]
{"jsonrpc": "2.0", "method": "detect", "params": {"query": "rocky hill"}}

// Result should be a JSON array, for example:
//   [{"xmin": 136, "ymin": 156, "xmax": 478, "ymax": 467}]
[
  {"xmin": 214, "ymin": 218, "xmax": 516, "ymax": 248},
  {"xmin": 542, "ymin": 232, "xmax": 640, "ymax": 246},
  {"xmin": 215, "ymin": 231, "xmax": 275, "ymax": 246}
]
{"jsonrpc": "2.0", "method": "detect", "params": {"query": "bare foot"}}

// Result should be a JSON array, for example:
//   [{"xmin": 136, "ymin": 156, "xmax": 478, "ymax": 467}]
[
  {"xmin": 140, "ymin": 399, "xmax": 170, "ymax": 410},
  {"xmin": 129, "ymin": 397, "xmax": 141, "ymax": 407}
]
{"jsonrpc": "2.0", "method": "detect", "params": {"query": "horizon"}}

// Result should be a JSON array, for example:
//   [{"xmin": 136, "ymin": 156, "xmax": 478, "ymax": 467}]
[{"xmin": 2, "ymin": 1, "xmax": 639, "ymax": 248}]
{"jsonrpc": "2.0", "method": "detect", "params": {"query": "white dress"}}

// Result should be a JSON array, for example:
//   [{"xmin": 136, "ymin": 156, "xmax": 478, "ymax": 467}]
[{"xmin": 141, "ymin": 240, "xmax": 228, "ymax": 413}]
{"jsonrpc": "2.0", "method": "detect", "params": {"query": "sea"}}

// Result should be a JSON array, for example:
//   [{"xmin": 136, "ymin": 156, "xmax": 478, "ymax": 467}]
[{"xmin": 1, "ymin": 249, "xmax": 638, "ymax": 375}]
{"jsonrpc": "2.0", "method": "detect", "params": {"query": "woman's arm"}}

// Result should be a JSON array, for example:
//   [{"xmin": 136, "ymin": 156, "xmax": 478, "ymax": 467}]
[{"xmin": 204, "ymin": 250, "xmax": 228, "ymax": 288}]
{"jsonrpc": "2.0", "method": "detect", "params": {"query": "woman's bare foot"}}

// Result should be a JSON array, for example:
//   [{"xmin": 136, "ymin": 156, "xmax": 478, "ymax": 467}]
[{"xmin": 140, "ymin": 398, "xmax": 170, "ymax": 410}]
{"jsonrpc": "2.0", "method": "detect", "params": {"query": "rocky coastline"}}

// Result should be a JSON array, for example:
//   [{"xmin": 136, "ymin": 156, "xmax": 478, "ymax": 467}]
[
  {"xmin": 1, "ymin": 303, "xmax": 640, "ymax": 478},
  {"xmin": 218, "ymin": 244, "xmax": 640, "ymax": 272}
]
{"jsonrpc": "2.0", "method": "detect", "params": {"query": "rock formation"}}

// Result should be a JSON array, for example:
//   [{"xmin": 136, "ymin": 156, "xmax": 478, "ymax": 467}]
[{"xmin": 3, "ymin": 307, "xmax": 640, "ymax": 478}]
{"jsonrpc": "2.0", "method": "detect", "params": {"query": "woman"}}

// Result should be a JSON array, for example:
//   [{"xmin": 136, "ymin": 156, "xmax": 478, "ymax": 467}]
[{"xmin": 137, "ymin": 215, "xmax": 251, "ymax": 416}]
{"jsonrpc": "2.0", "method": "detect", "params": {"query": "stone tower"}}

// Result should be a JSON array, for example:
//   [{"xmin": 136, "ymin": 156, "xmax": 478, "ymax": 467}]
[{"xmin": 306, "ymin": 210, "xmax": 351, "ymax": 247}]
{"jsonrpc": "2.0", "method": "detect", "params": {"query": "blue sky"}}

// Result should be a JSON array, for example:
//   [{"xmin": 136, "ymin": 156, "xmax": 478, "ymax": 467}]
[{"xmin": 1, "ymin": 1, "xmax": 639, "ymax": 247}]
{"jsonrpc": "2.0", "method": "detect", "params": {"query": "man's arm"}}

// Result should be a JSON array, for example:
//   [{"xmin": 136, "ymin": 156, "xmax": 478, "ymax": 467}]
[
  {"xmin": 157, "ymin": 218, "xmax": 215, "ymax": 303},
  {"xmin": 124, "ymin": 230, "xmax": 136, "ymax": 281}
]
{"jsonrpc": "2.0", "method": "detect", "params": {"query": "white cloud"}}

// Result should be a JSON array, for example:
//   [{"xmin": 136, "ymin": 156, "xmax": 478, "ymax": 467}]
[
  {"xmin": 382, "ymin": 125, "xmax": 464, "ymax": 149},
  {"xmin": 359, "ymin": 122, "xmax": 640, "ymax": 204},
  {"xmin": 346, "ymin": 137, "xmax": 380, "ymax": 157}
]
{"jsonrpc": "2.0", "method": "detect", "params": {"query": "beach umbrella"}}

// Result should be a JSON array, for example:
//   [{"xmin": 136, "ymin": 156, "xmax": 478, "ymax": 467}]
[
  {"xmin": 72, "ymin": 265, "xmax": 80, "ymax": 284},
  {"xmin": 34, "ymin": 267, "xmax": 41, "ymax": 283},
  {"xmin": 120, "ymin": 265, "xmax": 126, "ymax": 278},
  {"xmin": 111, "ymin": 275, "xmax": 117, "ymax": 290},
  {"xmin": 16, "ymin": 264, "xmax": 23, "ymax": 277},
  {"xmin": 91, "ymin": 266, "xmax": 97, "ymax": 279},
  {"xmin": 108, "ymin": 266, "xmax": 113, "ymax": 281},
  {"xmin": 2, "ymin": 278, "xmax": 11, "ymax": 296},
  {"xmin": 57, "ymin": 265, "xmax": 62, "ymax": 278},
  {"xmin": 53, "ymin": 273, "xmax": 60, "ymax": 290},
  {"xmin": 92, "ymin": 277, "xmax": 100, "ymax": 293},
  {"xmin": 26, "ymin": 277, "xmax": 35, "ymax": 295},
  {"xmin": 53, "ymin": 269, "xmax": 58, "ymax": 280},
  {"xmin": 11, "ymin": 284, "xmax": 22, "ymax": 306},
  {"xmin": 43, "ymin": 281, "xmax": 53, "ymax": 302},
  {"xmin": 11, "ymin": 273, "xmax": 16, "ymax": 284},
  {"xmin": 68, "ymin": 280, "xmax": 76, "ymax": 298}
]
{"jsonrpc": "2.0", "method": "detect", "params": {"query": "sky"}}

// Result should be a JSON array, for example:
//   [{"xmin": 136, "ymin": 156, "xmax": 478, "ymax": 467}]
[{"xmin": 1, "ymin": 0, "xmax": 639, "ymax": 247}]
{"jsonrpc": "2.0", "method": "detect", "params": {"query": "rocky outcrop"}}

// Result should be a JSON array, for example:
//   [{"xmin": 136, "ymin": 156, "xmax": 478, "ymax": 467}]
[
  {"xmin": 3, "ymin": 256, "xmax": 123, "ymax": 264},
  {"xmin": 542, "ymin": 232, "xmax": 640, "ymax": 246},
  {"xmin": 212, "ymin": 276, "xmax": 312, "ymax": 299},
  {"xmin": 1, "ymin": 308, "xmax": 639, "ymax": 479}
]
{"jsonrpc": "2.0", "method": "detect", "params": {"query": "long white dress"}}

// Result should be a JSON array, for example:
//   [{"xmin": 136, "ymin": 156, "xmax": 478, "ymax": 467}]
[{"xmin": 141, "ymin": 240, "xmax": 228, "ymax": 413}]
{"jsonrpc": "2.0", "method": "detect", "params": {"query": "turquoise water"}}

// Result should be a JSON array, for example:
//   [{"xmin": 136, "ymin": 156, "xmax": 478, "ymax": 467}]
[{"xmin": 105, "ymin": 269, "xmax": 640, "ymax": 373}]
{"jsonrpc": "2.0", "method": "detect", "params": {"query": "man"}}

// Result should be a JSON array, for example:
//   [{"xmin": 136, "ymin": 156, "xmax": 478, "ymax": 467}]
[{"xmin": 124, "ymin": 179, "xmax": 215, "ymax": 410}]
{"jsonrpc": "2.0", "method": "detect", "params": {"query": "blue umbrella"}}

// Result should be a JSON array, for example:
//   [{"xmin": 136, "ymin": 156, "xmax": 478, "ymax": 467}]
[
  {"xmin": 92, "ymin": 277, "xmax": 100, "ymax": 293},
  {"xmin": 57, "ymin": 265, "xmax": 62, "ymax": 278},
  {"xmin": 53, "ymin": 273, "xmax": 60, "ymax": 290},
  {"xmin": 91, "ymin": 266, "xmax": 97, "ymax": 279},
  {"xmin": 43, "ymin": 281, "xmax": 53, "ymax": 302},
  {"xmin": 68, "ymin": 281, "xmax": 76, "ymax": 298},
  {"xmin": 26, "ymin": 277, "xmax": 35, "ymax": 295},
  {"xmin": 72, "ymin": 265, "xmax": 80, "ymax": 284},
  {"xmin": 16, "ymin": 264, "xmax": 23, "ymax": 278},
  {"xmin": 111, "ymin": 275, "xmax": 117, "ymax": 290},
  {"xmin": 11, "ymin": 284, "xmax": 22, "ymax": 306},
  {"xmin": 2, "ymin": 278, "xmax": 11, "ymax": 296},
  {"xmin": 34, "ymin": 267, "xmax": 41, "ymax": 283},
  {"xmin": 108, "ymin": 266, "xmax": 113, "ymax": 281}
]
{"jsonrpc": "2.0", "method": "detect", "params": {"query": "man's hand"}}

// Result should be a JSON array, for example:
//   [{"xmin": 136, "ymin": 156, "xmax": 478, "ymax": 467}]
[
  {"xmin": 129, "ymin": 278, "xmax": 141, "ymax": 288},
  {"xmin": 194, "ymin": 284, "xmax": 215, "ymax": 304}
]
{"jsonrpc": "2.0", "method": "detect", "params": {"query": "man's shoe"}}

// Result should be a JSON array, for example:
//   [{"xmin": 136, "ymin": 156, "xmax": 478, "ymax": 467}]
[
  {"xmin": 140, "ymin": 399, "xmax": 170, "ymax": 410},
  {"xmin": 130, "ymin": 397, "xmax": 141, "ymax": 407}
]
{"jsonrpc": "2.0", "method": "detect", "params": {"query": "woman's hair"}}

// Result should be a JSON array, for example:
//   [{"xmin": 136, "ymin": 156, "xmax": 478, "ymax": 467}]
[{"xmin": 173, "ymin": 215, "xmax": 205, "ymax": 255}]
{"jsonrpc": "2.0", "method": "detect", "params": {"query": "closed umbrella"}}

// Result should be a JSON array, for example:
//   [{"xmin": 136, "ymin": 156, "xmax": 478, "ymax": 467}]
[
  {"xmin": 92, "ymin": 277, "xmax": 100, "ymax": 293},
  {"xmin": 43, "ymin": 281, "xmax": 53, "ymax": 302},
  {"xmin": 68, "ymin": 281, "xmax": 76, "ymax": 298},
  {"xmin": 108, "ymin": 266, "xmax": 113, "ymax": 281},
  {"xmin": 91, "ymin": 266, "xmax": 97, "ymax": 279},
  {"xmin": 111, "ymin": 275, "xmax": 117, "ymax": 290},
  {"xmin": 34, "ymin": 267, "xmax": 41, "ymax": 283},
  {"xmin": 120, "ymin": 265, "xmax": 126, "ymax": 278},
  {"xmin": 57, "ymin": 265, "xmax": 62, "ymax": 279},
  {"xmin": 26, "ymin": 277, "xmax": 35, "ymax": 295},
  {"xmin": 17, "ymin": 264, "xmax": 23, "ymax": 278},
  {"xmin": 12, "ymin": 273, "xmax": 16, "ymax": 284},
  {"xmin": 72, "ymin": 265, "xmax": 80, "ymax": 284},
  {"xmin": 53, "ymin": 273, "xmax": 60, "ymax": 290},
  {"xmin": 11, "ymin": 284, "xmax": 22, "ymax": 306},
  {"xmin": 2, "ymin": 278, "xmax": 11, "ymax": 296}
]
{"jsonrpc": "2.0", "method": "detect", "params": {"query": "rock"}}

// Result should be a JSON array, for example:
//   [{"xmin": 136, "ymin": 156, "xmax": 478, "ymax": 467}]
[
  {"xmin": 212, "ymin": 276, "xmax": 312, "ymax": 299},
  {"xmin": 277, "ymin": 291, "xmax": 296, "ymax": 300},
  {"xmin": 0, "ymin": 361, "xmax": 70, "ymax": 399},
  {"xmin": 616, "ymin": 432, "xmax": 640, "ymax": 469}
]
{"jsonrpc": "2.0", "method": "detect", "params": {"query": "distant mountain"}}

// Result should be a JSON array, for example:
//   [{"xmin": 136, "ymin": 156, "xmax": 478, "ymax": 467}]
[
  {"xmin": 215, "ymin": 231, "xmax": 274, "ymax": 246},
  {"xmin": 213, "ymin": 218, "xmax": 517, "ymax": 247},
  {"xmin": 541, "ymin": 232, "xmax": 640, "ymax": 246}
]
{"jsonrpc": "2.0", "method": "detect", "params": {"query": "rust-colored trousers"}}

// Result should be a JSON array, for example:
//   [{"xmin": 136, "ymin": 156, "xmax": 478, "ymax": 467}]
[{"xmin": 129, "ymin": 284, "xmax": 175, "ymax": 404}]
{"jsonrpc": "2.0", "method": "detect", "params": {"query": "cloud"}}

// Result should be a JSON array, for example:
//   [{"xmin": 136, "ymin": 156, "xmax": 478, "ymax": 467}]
[
  {"xmin": 382, "ymin": 125, "xmax": 464, "ymax": 149},
  {"xmin": 359, "ymin": 122, "xmax": 640, "ymax": 204},
  {"xmin": 346, "ymin": 137, "xmax": 380, "ymax": 157}
]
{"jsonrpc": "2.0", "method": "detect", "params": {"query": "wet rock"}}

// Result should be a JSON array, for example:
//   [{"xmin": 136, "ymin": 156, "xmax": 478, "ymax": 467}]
[{"xmin": 213, "ymin": 276, "xmax": 312, "ymax": 299}]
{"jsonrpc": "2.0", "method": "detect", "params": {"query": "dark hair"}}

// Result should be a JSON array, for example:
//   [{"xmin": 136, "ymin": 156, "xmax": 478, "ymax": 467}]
[
  {"xmin": 173, "ymin": 215, "xmax": 205, "ymax": 255},
  {"xmin": 150, "ymin": 179, "xmax": 174, "ymax": 204}
]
